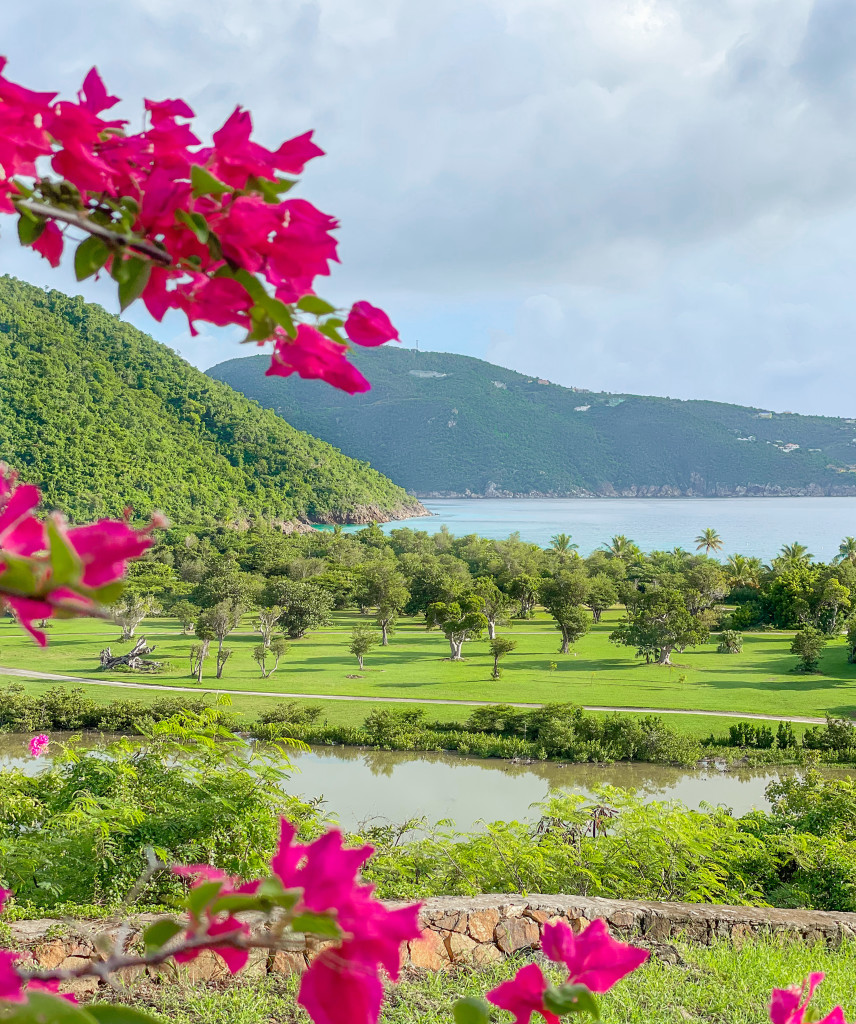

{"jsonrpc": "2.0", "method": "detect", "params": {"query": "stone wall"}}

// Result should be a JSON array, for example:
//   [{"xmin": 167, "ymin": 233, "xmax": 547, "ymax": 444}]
[{"xmin": 11, "ymin": 894, "xmax": 856, "ymax": 996}]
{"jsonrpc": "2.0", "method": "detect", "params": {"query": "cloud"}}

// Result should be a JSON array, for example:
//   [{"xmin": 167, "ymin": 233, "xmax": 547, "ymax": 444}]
[{"xmin": 1, "ymin": 0, "xmax": 855, "ymax": 415}]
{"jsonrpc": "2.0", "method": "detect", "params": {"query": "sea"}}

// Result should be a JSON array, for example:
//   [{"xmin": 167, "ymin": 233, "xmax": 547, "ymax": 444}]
[{"xmin": 359, "ymin": 497, "xmax": 856, "ymax": 562}]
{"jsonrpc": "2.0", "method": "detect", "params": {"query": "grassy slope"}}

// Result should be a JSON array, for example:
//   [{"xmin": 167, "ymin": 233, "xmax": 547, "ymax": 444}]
[
  {"xmin": 207, "ymin": 346, "xmax": 856, "ymax": 496},
  {"xmin": 1, "ymin": 608, "xmax": 853, "ymax": 726},
  {"xmin": 0, "ymin": 276, "xmax": 415, "ymax": 523},
  {"xmin": 109, "ymin": 938, "xmax": 856, "ymax": 1024}
]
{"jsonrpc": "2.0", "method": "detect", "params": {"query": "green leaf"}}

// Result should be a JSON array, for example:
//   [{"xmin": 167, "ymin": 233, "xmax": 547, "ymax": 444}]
[
  {"xmin": 0, "ymin": 553, "xmax": 39, "ymax": 596},
  {"xmin": 175, "ymin": 209, "xmax": 210, "ymax": 243},
  {"xmin": 17, "ymin": 214, "xmax": 45, "ymax": 246},
  {"xmin": 289, "ymin": 911, "xmax": 341, "ymax": 938},
  {"xmin": 87, "ymin": 580, "xmax": 126, "ymax": 606},
  {"xmin": 88, "ymin": 1004, "xmax": 167, "ymax": 1024},
  {"xmin": 186, "ymin": 880, "xmax": 222, "ymax": 916},
  {"xmin": 142, "ymin": 918, "xmax": 183, "ymax": 952},
  {"xmin": 317, "ymin": 320, "xmax": 347, "ymax": 346},
  {"xmin": 248, "ymin": 175, "xmax": 296, "ymax": 202},
  {"xmin": 46, "ymin": 517, "xmax": 83, "ymax": 588},
  {"xmin": 453, "ymin": 998, "xmax": 491, "ymax": 1024},
  {"xmin": 543, "ymin": 984, "xmax": 601, "ymax": 1019},
  {"xmin": 232, "ymin": 268, "xmax": 268, "ymax": 304},
  {"xmin": 190, "ymin": 165, "xmax": 233, "ymax": 198},
  {"xmin": 117, "ymin": 257, "xmax": 152, "ymax": 311},
  {"xmin": 210, "ymin": 893, "xmax": 265, "ymax": 914},
  {"xmin": 296, "ymin": 295, "xmax": 336, "ymax": 316},
  {"xmin": 74, "ymin": 236, "xmax": 110, "ymax": 281},
  {"xmin": 257, "ymin": 293, "xmax": 296, "ymax": 336},
  {"xmin": 247, "ymin": 305, "xmax": 276, "ymax": 342}
]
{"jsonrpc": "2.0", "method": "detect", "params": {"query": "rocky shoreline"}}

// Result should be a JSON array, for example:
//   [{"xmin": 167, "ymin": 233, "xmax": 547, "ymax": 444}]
[
  {"xmin": 416, "ymin": 484, "xmax": 856, "ymax": 499},
  {"xmin": 280, "ymin": 499, "xmax": 431, "ymax": 534}
]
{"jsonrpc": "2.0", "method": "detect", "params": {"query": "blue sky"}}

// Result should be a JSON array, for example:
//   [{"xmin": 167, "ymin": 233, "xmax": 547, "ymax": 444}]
[{"xmin": 3, "ymin": 0, "xmax": 856, "ymax": 415}]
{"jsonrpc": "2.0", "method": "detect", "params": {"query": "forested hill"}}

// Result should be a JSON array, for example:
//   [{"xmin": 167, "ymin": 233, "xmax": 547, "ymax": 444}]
[
  {"xmin": 0, "ymin": 277, "xmax": 424, "ymax": 524},
  {"xmin": 208, "ymin": 346, "xmax": 856, "ymax": 498}
]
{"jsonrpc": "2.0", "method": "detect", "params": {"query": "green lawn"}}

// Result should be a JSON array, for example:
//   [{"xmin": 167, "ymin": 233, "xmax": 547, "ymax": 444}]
[
  {"xmin": 0, "ymin": 609, "xmax": 853, "ymax": 728},
  {"xmin": 106, "ymin": 937, "xmax": 856, "ymax": 1024}
]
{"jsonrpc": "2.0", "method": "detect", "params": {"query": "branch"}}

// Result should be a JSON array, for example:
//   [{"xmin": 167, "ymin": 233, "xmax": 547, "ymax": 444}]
[{"xmin": 19, "ymin": 201, "xmax": 172, "ymax": 266}]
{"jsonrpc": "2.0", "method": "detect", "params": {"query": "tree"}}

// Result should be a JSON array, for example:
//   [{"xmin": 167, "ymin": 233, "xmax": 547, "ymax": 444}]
[
  {"xmin": 216, "ymin": 647, "xmax": 233, "ymax": 679},
  {"xmin": 540, "ymin": 569, "xmax": 590, "ymax": 654},
  {"xmin": 837, "ymin": 537, "xmax": 856, "ymax": 565},
  {"xmin": 473, "ymin": 577, "xmax": 513, "ymax": 639},
  {"xmin": 778, "ymin": 542, "xmax": 814, "ymax": 567},
  {"xmin": 694, "ymin": 528, "xmax": 723, "ymax": 556},
  {"xmin": 609, "ymin": 588, "xmax": 709, "ymax": 666},
  {"xmin": 488, "ymin": 637, "xmax": 517, "ymax": 679},
  {"xmin": 508, "ymin": 573, "xmax": 540, "ymax": 619},
  {"xmin": 603, "ymin": 535, "xmax": 641, "ymax": 561},
  {"xmin": 263, "ymin": 580, "xmax": 333, "ymax": 639},
  {"xmin": 253, "ymin": 637, "xmax": 289, "ymax": 678},
  {"xmin": 256, "ymin": 606, "xmax": 283, "ymax": 649},
  {"xmin": 348, "ymin": 626, "xmax": 380, "ymax": 669},
  {"xmin": 717, "ymin": 629, "xmax": 743, "ymax": 654},
  {"xmin": 550, "ymin": 533, "xmax": 578, "ymax": 562},
  {"xmin": 725, "ymin": 554, "xmax": 762, "ymax": 591},
  {"xmin": 426, "ymin": 597, "xmax": 488, "ymax": 660},
  {"xmin": 189, "ymin": 620, "xmax": 213, "ymax": 684},
  {"xmin": 112, "ymin": 593, "xmax": 157, "ymax": 642},
  {"xmin": 198, "ymin": 601, "xmax": 242, "ymax": 678},
  {"xmin": 816, "ymin": 578, "xmax": 851, "ymax": 634},
  {"xmin": 846, "ymin": 619, "xmax": 856, "ymax": 664},
  {"xmin": 791, "ymin": 626, "xmax": 827, "ymax": 672},
  {"xmin": 171, "ymin": 600, "xmax": 199, "ymax": 635},
  {"xmin": 586, "ymin": 574, "xmax": 618, "ymax": 624},
  {"xmin": 360, "ymin": 563, "xmax": 409, "ymax": 645}
]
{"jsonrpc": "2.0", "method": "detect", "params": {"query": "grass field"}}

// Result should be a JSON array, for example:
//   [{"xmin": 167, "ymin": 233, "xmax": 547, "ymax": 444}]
[
  {"xmin": 111, "ymin": 937, "xmax": 856, "ymax": 1024},
  {"xmin": 0, "ymin": 608, "xmax": 853, "ymax": 731}
]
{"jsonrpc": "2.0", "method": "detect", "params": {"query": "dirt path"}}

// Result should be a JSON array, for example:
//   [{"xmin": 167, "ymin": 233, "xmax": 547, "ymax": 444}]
[{"xmin": 0, "ymin": 665, "xmax": 832, "ymax": 725}]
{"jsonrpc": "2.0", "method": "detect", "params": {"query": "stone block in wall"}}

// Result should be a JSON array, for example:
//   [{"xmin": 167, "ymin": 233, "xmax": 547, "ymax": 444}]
[
  {"xmin": 472, "ymin": 942, "xmax": 504, "ymax": 967},
  {"xmin": 408, "ymin": 928, "xmax": 451, "ymax": 971},
  {"xmin": 495, "ymin": 917, "xmax": 540, "ymax": 954},
  {"xmin": 467, "ymin": 908, "xmax": 500, "ymax": 943},
  {"xmin": 271, "ymin": 950, "xmax": 309, "ymax": 976},
  {"xmin": 445, "ymin": 932, "xmax": 479, "ymax": 964}
]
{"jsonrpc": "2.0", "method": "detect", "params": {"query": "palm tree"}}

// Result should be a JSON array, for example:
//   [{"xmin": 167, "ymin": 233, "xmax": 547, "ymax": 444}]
[
  {"xmin": 836, "ymin": 537, "xmax": 856, "ymax": 565},
  {"xmin": 779, "ymin": 542, "xmax": 814, "ymax": 566},
  {"xmin": 604, "ymin": 535, "xmax": 640, "ymax": 561},
  {"xmin": 694, "ymin": 528, "xmax": 723, "ymax": 556},
  {"xmin": 550, "ymin": 533, "xmax": 578, "ymax": 556},
  {"xmin": 725, "ymin": 554, "xmax": 762, "ymax": 590}
]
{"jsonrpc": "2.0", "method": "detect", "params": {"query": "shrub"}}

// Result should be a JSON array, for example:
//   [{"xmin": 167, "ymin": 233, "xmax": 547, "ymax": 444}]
[{"xmin": 717, "ymin": 629, "xmax": 744, "ymax": 653}]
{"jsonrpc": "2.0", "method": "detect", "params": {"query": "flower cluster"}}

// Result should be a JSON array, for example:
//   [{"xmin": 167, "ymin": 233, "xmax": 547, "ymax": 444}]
[
  {"xmin": 28, "ymin": 735, "xmax": 49, "ymax": 758},
  {"xmin": 176, "ymin": 820, "xmax": 421, "ymax": 1024},
  {"xmin": 0, "ymin": 58, "xmax": 399, "ymax": 392},
  {"xmin": 0, "ymin": 464, "xmax": 161, "ymax": 644},
  {"xmin": 487, "ymin": 919, "xmax": 650, "ymax": 1024},
  {"xmin": 0, "ymin": 889, "xmax": 77, "ymax": 1004}
]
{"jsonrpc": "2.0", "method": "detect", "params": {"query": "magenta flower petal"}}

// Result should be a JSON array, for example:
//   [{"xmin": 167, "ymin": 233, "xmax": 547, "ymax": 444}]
[
  {"xmin": 344, "ymin": 301, "xmax": 400, "ymax": 347},
  {"xmin": 542, "ymin": 919, "xmax": 649, "ymax": 993},
  {"xmin": 488, "ymin": 963, "xmax": 559, "ymax": 1024},
  {"xmin": 0, "ymin": 951, "xmax": 25, "ymax": 1004}
]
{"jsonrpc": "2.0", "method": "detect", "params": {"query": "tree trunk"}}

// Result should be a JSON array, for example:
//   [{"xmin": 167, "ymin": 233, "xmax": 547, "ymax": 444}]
[
  {"xmin": 559, "ymin": 626, "xmax": 570, "ymax": 654},
  {"xmin": 381, "ymin": 620, "xmax": 389, "ymax": 645},
  {"xmin": 357, "ymin": 654, "xmax": 364, "ymax": 669},
  {"xmin": 658, "ymin": 645, "xmax": 674, "ymax": 666},
  {"xmin": 591, "ymin": 608, "xmax": 602, "ymax": 623},
  {"xmin": 449, "ymin": 637, "xmax": 463, "ymax": 660},
  {"xmin": 196, "ymin": 639, "xmax": 209, "ymax": 683},
  {"xmin": 487, "ymin": 618, "xmax": 497, "ymax": 640}
]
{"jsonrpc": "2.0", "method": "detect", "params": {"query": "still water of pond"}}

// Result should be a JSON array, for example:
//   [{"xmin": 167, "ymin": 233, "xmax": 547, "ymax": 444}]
[{"xmin": 3, "ymin": 733, "xmax": 850, "ymax": 831}]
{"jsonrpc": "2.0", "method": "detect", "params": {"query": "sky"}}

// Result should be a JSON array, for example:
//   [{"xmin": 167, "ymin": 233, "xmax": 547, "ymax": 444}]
[{"xmin": 3, "ymin": 0, "xmax": 856, "ymax": 416}]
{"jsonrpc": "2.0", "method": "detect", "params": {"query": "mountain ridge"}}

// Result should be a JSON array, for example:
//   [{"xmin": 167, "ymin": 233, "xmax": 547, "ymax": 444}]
[
  {"xmin": 207, "ymin": 346, "xmax": 856, "ymax": 498},
  {"xmin": 0, "ymin": 277, "xmax": 426, "ymax": 525}
]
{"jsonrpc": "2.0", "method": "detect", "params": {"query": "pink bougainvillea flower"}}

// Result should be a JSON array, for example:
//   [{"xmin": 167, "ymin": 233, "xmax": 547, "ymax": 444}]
[
  {"xmin": 28, "ymin": 735, "xmax": 49, "ymax": 758},
  {"xmin": 267, "ymin": 325, "xmax": 370, "ymax": 394},
  {"xmin": 0, "ymin": 887, "xmax": 11, "ymax": 911},
  {"xmin": 27, "ymin": 979, "xmax": 78, "ymax": 1004},
  {"xmin": 174, "ymin": 915, "xmax": 250, "ymax": 975},
  {"xmin": 541, "ymin": 919, "xmax": 649, "ymax": 993},
  {"xmin": 0, "ymin": 951, "xmax": 24, "ymax": 1004},
  {"xmin": 488, "ymin": 963, "xmax": 559, "ymax": 1024},
  {"xmin": 344, "ymin": 301, "xmax": 400, "ymax": 347},
  {"xmin": 298, "ymin": 950, "xmax": 384, "ymax": 1024},
  {"xmin": 65, "ymin": 516, "xmax": 158, "ymax": 589},
  {"xmin": 31, "ymin": 222, "xmax": 64, "ymax": 268},
  {"xmin": 770, "ymin": 974, "xmax": 847, "ymax": 1024}
]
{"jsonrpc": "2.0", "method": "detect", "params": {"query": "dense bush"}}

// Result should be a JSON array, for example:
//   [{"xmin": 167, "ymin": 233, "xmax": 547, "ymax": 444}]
[{"xmin": 717, "ymin": 629, "xmax": 744, "ymax": 653}]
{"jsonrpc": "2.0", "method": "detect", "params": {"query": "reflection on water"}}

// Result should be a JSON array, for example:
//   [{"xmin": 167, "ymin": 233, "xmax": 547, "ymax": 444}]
[{"xmin": 3, "ymin": 733, "xmax": 852, "ymax": 833}]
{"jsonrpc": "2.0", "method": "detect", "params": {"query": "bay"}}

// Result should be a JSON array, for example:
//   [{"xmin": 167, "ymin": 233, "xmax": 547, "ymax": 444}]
[{"xmin": 378, "ymin": 497, "xmax": 856, "ymax": 562}]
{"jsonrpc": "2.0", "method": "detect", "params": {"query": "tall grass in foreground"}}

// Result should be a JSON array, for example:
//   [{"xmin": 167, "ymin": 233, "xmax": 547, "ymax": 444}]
[{"xmin": 118, "ymin": 938, "xmax": 856, "ymax": 1024}]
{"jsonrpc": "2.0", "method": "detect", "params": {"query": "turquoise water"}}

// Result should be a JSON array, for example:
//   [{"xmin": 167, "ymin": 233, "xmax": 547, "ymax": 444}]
[{"xmin": 375, "ymin": 497, "xmax": 856, "ymax": 561}]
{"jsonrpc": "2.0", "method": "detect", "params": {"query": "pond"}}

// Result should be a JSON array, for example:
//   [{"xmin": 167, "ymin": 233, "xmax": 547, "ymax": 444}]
[{"xmin": 3, "ymin": 733, "xmax": 850, "ymax": 831}]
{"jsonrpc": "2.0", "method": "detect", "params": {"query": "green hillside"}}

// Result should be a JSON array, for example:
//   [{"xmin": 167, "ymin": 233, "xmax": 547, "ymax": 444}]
[
  {"xmin": 208, "ymin": 346, "xmax": 856, "ymax": 497},
  {"xmin": 0, "ymin": 277, "xmax": 422, "ymax": 524}
]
